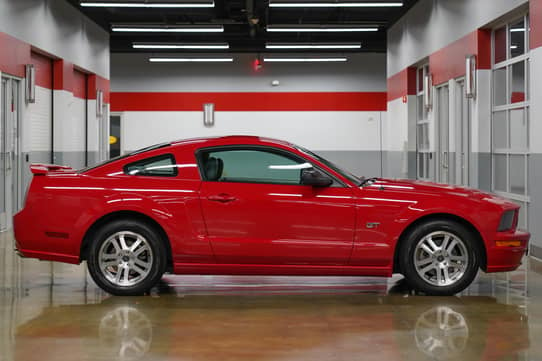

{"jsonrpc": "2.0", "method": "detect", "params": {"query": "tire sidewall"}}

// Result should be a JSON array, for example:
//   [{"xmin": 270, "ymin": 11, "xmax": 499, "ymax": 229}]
[
  {"xmin": 400, "ymin": 220, "xmax": 480, "ymax": 296},
  {"xmin": 87, "ymin": 220, "xmax": 167, "ymax": 296}
]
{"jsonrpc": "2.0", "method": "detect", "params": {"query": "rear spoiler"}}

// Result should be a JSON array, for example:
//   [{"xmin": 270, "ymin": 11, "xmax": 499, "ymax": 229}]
[{"xmin": 30, "ymin": 164, "xmax": 73, "ymax": 176}]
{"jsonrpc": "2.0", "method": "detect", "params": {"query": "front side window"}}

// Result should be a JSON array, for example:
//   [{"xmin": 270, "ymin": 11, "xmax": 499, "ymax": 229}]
[
  {"xmin": 199, "ymin": 148, "xmax": 311, "ymax": 185},
  {"xmin": 124, "ymin": 154, "xmax": 178, "ymax": 176}
]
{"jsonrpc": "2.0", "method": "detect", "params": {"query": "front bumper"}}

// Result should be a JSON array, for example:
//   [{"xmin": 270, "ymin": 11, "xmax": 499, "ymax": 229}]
[{"xmin": 486, "ymin": 229, "xmax": 530, "ymax": 273}]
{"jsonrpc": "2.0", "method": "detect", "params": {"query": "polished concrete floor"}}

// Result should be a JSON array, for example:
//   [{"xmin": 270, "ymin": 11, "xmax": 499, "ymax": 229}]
[{"xmin": 1, "ymin": 232, "xmax": 541, "ymax": 361}]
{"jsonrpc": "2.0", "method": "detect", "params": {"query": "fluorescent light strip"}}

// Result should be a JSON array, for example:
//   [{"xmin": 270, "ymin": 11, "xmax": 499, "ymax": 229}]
[
  {"xmin": 134, "ymin": 43, "xmax": 229, "ymax": 49},
  {"xmin": 510, "ymin": 28, "xmax": 526, "ymax": 32},
  {"xmin": 266, "ymin": 43, "xmax": 361, "ymax": 49},
  {"xmin": 269, "ymin": 2, "xmax": 402, "ymax": 7},
  {"xmin": 81, "ymin": 2, "xmax": 214, "ymax": 8},
  {"xmin": 267, "ymin": 26, "xmax": 377, "ymax": 32},
  {"xmin": 263, "ymin": 57, "xmax": 347, "ymax": 62},
  {"xmin": 149, "ymin": 57, "xmax": 233, "ymax": 62},
  {"xmin": 112, "ymin": 26, "xmax": 224, "ymax": 33}
]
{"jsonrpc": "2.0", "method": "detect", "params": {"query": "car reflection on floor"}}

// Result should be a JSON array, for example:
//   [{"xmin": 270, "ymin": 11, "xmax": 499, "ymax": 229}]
[{"xmin": 12, "ymin": 280, "xmax": 528, "ymax": 361}]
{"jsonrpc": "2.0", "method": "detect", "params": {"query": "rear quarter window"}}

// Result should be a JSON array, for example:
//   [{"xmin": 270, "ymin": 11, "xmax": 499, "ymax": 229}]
[{"xmin": 124, "ymin": 154, "xmax": 178, "ymax": 177}]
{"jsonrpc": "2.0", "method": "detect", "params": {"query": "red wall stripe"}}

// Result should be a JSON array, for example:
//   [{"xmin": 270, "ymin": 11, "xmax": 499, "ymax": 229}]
[
  {"xmin": 110, "ymin": 92, "xmax": 387, "ymax": 112},
  {"xmin": 30, "ymin": 52, "xmax": 53, "ymax": 89},
  {"xmin": 0, "ymin": 32, "xmax": 31, "ymax": 78},
  {"xmin": 386, "ymin": 67, "xmax": 416, "ymax": 102},
  {"xmin": 388, "ymin": 29, "xmax": 491, "ymax": 97},
  {"xmin": 73, "ymin": 69, "xmax": 87, "ymax": 100},
  {"xmin": 429, "ymin": 30, "xmax": 491, "ymax": 85},
  {"xmin": 532, "ymin": 0, "xmax": 542, "ymax": 49},
  {"xmin": 88, "ymin": 74, "xmax": 111, "ymax": 104}
]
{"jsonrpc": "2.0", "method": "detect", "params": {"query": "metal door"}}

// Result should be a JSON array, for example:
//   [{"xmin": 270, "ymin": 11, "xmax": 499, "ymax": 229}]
[
  {"xmin": 1, "ymin": 77, "xmax": 20, "ymax": 231},
  {"xmin": 437, "ymin": 85, "xmax": 450, "ymax": 184},
  {"xmin": 455, "ymin": 81, "xmax": 470, "ymax": 186}
]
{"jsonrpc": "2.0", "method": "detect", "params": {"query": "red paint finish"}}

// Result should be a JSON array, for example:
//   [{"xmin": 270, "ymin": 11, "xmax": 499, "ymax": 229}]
[
  {"xmin": 386, "ymin": 67, "xmax": 416, "ymax": 102},
  {"xmin": 30, "ymin": 52, "xmax": 53, "ymax": 89},
  {"xmin": 531, "ymin": 0, "xmax": 542, "ymax": 50},
  {"xmin": 430, "ymin": 30, "xmax": 491, "ymax": 86},
  {"xmin": 0, "ymin": 32, "xmax": 31, "ymax": 77},
  {"xmin": 110, "ymin": 92, "xmax": 387, "ymax": 112},
  {"xmin": 53, "ymin": 59, "xmax": 74, "ymax": 92},
  {"xmin": 13, "ymin": 136, "xmax": 529, "ymax": 278},
  {"xmin": 73, "ymin": 70, "xmax": 87, "ymax": 100}
]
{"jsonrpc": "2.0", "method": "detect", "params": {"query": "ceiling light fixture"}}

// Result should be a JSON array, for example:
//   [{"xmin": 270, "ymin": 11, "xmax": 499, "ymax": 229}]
[
  {"xmin": 81, "ymin": 1, "xmax": 215, "ymax": 8},
  {"xmin": 269, "ymin": 1, "xmax": 402, "ymax": 7},
  {"xmin": 267, "ymin": 25, "xmax": 378, "ymax": 32},
  {"xmin": 263, "ymin": 57, "xmax": 347, "ymax": 62},
  {"xmin": 134, "ymin": 42, "xmax": 229, "ymax": 49},
  {"xmin": 149, "ymin": 57, "xmax": 233, "ymax": 62},
  {"xmin": 266, "ymin": 42, "xmax": 361, "ymax": 49},
  {"xmin": 112, "ymin": 25, "xmax": 224, "ymax": 33}
]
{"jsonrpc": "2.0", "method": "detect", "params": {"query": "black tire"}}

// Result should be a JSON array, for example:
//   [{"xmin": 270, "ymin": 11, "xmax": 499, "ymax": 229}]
[
  {"xmin": 87, "ymin": 219, "xmax": 167, "ymax": 296},
  {"xmin": 399, "ymin": 219, "xmax": 481, "ymax": 296}
]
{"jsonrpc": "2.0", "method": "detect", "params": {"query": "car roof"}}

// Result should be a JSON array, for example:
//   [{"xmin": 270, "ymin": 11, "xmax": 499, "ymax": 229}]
[{"xmin": 170, "ymin": 135, "xmax": 294, "ymax": 148}]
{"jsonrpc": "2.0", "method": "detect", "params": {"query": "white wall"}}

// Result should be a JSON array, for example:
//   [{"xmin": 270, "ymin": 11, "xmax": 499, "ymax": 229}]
[{"xmin": 112, "ymin": 52, "xmax": 387, "ymax": 176}]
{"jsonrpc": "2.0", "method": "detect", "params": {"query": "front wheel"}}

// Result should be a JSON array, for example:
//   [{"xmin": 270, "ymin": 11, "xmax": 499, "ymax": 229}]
[
  {"xmin": 87, "ymin": 220, "xmax": 167, "ymax": 296},
  {"xmin": 400, "ymin": 220, "xmax": 481, "ymax": 296}
]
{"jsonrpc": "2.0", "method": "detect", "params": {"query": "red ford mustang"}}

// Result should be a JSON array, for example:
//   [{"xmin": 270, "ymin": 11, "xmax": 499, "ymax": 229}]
[{"xmin": 14, "ymin": 136, "xmax": 529, "ymax": 296}]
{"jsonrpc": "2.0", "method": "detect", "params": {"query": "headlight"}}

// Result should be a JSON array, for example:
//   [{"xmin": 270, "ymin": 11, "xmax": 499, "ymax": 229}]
[{"xmin": 498, "ymin": 210, "xmax": 516, "ymax": 232}]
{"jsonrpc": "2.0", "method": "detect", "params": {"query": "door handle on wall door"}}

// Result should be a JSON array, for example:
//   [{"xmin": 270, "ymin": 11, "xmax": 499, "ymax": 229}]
[
  {"xmin": 208, "ymin": 194, "xmax": 237, "ymax": 203},
  {"xmin": 443, "ymin": 152, "xmax": 449, "ymax": 169},
  {"xmin": 6, "ymin": 152, "xmax": 12, "ymax": 171}
]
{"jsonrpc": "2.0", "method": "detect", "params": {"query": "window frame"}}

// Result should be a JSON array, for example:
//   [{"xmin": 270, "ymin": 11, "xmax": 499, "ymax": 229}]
[
  {"xmin": 195, "ymin": 145, "xmax": 347, "ymax": 187},
  {"xmin": 490, "ymin": 13, "xmax": 530, "ymax": 230},
  {"xmin": 123, "ymin": 153, "xmax": 179, "ymax": 177}
]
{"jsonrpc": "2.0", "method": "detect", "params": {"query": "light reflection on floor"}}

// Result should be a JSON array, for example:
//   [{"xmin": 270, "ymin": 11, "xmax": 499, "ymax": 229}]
[{"xmin": 0, "ymin": 232, "xmax": 538, "ymax": 361}]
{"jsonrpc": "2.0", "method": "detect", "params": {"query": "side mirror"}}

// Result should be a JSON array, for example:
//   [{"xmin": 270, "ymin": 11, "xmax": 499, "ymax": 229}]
[{"xmin": 301, "ymin": 168, "xmax": 333, "ymax": 187}]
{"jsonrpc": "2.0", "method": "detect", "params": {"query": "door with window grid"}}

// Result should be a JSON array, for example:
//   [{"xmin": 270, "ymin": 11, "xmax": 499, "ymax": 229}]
[{"xmin": 492, "ymin": 14, "xmax": 530, "ymax": 229}]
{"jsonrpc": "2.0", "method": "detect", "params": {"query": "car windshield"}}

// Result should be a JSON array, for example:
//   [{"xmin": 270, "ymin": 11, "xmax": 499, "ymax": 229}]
[
  {"xmin": 295, "ymin": 146, "xmax": 363, "ymax": 185},
  {"xmin": 78, "ymin": 142, "xmax": 171, "ymax": 173}
]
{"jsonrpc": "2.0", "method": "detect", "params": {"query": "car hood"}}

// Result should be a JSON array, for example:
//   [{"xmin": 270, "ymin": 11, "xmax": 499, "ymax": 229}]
[{"xmin": 366, "ymin": 178, "xmax": 512, "ymax": 206}]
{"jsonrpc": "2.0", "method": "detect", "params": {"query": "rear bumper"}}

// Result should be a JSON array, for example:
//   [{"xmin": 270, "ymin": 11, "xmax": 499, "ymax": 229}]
[
  {"xmin": 13, "ymin": 209, "xmax": 80, "ymax": 264},
  {"xmin": 485, "ymin": 229, "xmax": 530, "ymax": 273}
]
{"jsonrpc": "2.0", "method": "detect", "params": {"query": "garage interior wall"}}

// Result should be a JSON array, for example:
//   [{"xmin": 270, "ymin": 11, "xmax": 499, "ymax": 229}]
[
  {"xmin": 110, "ymin": 53, "xmax": 387, "ymax": 177},
  {"xmin": 0, "ymin": 0, "xmax": 110, "ymax": 227},
  {"xmin": 386, "ymin": 0, "xmax": 542, "ymax": 255}
]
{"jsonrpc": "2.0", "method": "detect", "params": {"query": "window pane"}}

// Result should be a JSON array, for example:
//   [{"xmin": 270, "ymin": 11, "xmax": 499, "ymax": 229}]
[
  {"xmin": 510, "ymin": 62, "xmax": 525, "ymax": 103},
  {"xmin": 510, "ymin": 155, "xmax": 525, "ymax": 195},
  {"xmin": 492, "ymin": 111, "xmax": 508, "ymax": 149},
  {"xmin": 205, "ymin": 149, "xmax": 307, "ymax": 184},
  {"xmin": 417, "ymin": 95, "xmax": 425, "ymax": 120},
  {"xmin": 516, "ymin": 201, "xmax": 528, "ymax": 229},
  {"xmin": 493, "ymin": 67, "xmax": 507, "ymax": 106},
  {"xmin": 510, "ymin": 19, "xmax": 526, "ymax": 58},
  {"xmin": 510, "ymin": 108, "xmax": 527, "ymax": 150},
  {"xmin": 493, "ymin": 154, "xmax": 507, "ymax": 192},
  {"xmin": 494, "ymin": 26, "xmax": 507, "ymax": 63},
  {"xmin": 124, "ymin": 154, "xmax": 177, "ymax": 176}
]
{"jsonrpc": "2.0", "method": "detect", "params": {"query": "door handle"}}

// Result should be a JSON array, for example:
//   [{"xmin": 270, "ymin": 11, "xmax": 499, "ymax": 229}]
[{"xmin": 207, "ymin": 194, "xmax": 237, "ymax": 203}]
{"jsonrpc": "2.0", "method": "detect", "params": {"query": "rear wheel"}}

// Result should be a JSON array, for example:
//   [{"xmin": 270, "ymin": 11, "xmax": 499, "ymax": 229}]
[
  {"xmin": 87, "ymin": 220, "xmax": 167, "ymax": 296},
  {"xmin": 400, "ymin": 220, "xmax": 480, "ymax": 296}
]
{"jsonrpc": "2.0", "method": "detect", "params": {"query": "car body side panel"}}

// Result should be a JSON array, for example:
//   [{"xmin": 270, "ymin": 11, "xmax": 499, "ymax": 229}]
[{"xmin": 14, "ymin": 175, "xmax": 212, "ymax": 264}]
